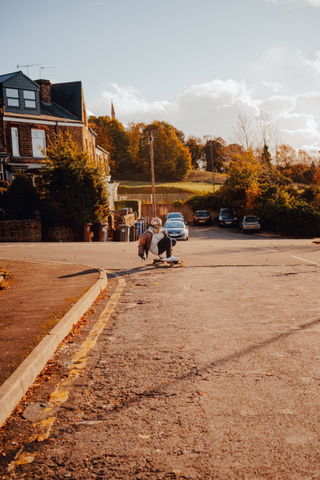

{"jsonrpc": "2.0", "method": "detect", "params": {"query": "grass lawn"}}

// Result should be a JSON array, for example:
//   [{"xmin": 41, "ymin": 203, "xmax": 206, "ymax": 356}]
[
  {"xmin": 118, "ymin": 171, "xmax": 225, "ymax": 195},
  {"xmin": 118, "ymin": 181, "xmax": 214, "ymax": 194}
]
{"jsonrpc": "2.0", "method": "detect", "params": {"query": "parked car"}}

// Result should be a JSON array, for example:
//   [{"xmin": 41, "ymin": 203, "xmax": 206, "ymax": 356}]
[
  {"xmin": 218, "ymin": 208, "xmax": 238, "ymax": 227},
  {"xmin": 193, "ymin": 210, "xmax": 211, "ymax": 226},
  {"xmin": 164, "ymin": 220, "xmax": 189, "ymax": 241},
  {"xmin": 239, "ymin": 215, "xmax": 261, "ymax": 233},
  {"xmin": 166, "ymin": 212, "xmax": 184, "ymax": 222}
]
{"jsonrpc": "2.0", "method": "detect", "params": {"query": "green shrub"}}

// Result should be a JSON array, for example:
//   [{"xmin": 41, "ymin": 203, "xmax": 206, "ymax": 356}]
[
  {"xmin": 184, "ymin": 192, "xmax": 220, "ymax": 212},
  {"xmin": 260, "ymin": 195, "xmax": 320, "ymax": 237},
  {"xmin": 3, "ymin": 175, "xmax": 40, "ymax": 220}
]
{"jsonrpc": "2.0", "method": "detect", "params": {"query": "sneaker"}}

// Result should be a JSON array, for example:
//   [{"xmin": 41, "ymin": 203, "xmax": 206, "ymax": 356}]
[{"xmin": 165, "ymin": 256, "xmax": 179, "ymax": 262}]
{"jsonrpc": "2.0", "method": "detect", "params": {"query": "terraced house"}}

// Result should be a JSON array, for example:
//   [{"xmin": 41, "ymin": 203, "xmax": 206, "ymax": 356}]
[{"xmin": 0, "ymin": 70, "xmax": 110, "ymax": 185}]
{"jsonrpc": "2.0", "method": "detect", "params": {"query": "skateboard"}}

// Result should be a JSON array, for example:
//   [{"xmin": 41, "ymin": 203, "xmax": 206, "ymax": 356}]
[{"xmin": 152, "ymin": 257, "xmax": 184, "ymax": 267}]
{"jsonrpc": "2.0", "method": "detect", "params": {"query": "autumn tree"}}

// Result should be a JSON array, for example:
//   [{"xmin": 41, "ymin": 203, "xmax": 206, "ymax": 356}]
[
  {"xmin": 127, "ymin": 121, "xmax": 191, "ymax": 181},
  {"xmin": 126, "ymin": 122, "xmax": 147, "ymax": 174},
  {"xmin": 185, "ymin": 136, "xmax": 205, "ymax": 169},
  {"xmin": 204, "ymin": 137, "xmax": 226, "ymax": 173},
  {"xmin": 276, "ymin": 144, "xmax": 297, "ymax": 167},
  {"xmin": 219, "ymin": 147, "xmax": 263, "ymax": 211},
  {"xmin": 39, "ymin": 133, "xmax": 110, "ymax": 227},
  {"xmin": 89, "ymin": 116, "xmax": 131, "ymax": 176},
  {"xmin": 223, "ymin": 143, "xmax": 245, "ymax": 165}
]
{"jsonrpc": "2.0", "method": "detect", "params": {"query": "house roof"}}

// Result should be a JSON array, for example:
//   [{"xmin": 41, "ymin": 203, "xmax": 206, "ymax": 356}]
[
  {"xmin": 0, "ymin": 72, "xmax": 18, "ymax": 84},
  {"xmin": 51, "ymin": 82, "xmax": 83, "ymax": 121},
  {"xmin": 0, "ymin": 71, "xmax": 40, "ymax": 88},
  {"xmin": 0, "ymin": 71, "xmax": 84, "ymax": 124},
  {"xmin": 40, "ymin": 101, "xmax": 80, "ymax": 121}
]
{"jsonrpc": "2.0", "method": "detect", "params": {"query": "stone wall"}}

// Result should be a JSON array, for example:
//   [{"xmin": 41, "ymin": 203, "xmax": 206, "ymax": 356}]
[
  {"xmin": 0, "ymin": 219, "xmax": 42, "ymax": 242},
  {"xmin": 43, "ymin": 225, "xmax": 78, "ymax": 242}
]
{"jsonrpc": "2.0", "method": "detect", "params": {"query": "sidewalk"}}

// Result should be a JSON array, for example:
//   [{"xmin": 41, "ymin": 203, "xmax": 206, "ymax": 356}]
[{"xmin": 0, "ymin": 258, "xmax": 107, "ymax": 426}]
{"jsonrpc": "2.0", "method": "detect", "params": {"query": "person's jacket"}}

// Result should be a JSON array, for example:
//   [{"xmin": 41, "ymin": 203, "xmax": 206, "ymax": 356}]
[{"xmin": 138, "ymin": 227, "xmax": 169, "ymax": 258}]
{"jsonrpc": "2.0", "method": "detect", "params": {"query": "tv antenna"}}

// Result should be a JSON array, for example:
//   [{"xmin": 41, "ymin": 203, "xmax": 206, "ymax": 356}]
[
  {"xmin": 17, "ymin": 64, "xmax": 42, "ymax": 76},
  {"xmin": 39, "ymin": 66, "xmax": 56, "ymax": 78}
]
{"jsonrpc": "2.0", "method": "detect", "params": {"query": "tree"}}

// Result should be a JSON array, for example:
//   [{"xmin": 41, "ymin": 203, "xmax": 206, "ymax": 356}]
[
  {"xmin": 256, "ymin": 111, "xmax": 274, "ymax": 149},
  {"xmin": 89, "ymin": 116, "xmax": 131, "ymax": 177},
  {"xmin": 128, "ymin": 121, "xmax": 191, "ymax": 181},
  {"xmin": 276, "ymin": 144, "xmax": 297, "ymax": 167},
  {"xmin": 204, "ymin": 137, "xmax": 226, "ymax": 173},
  {"xmin": 39, "ymin": 133, "xmax": 110, "ymax": 227},
  {"xmin": 232, "ymin": 112, "xmax": 254, "ymax": 150},
  {"xmin": 223, "ymin": 143, "xmax": 245, "ymax": 166},
  {"xmin": 126, "ymin": 122, "xmax": 147, "ymax": 174},
  {"xmin": 185, "ymin": 136, "xmax": 205, "ymax": 170},
  {"xmin": 219, "ymin": 147, "xmax": 263, "ymax": 211}
]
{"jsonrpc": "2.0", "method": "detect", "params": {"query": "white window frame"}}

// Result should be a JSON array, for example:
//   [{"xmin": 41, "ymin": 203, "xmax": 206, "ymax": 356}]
[
  {"xmin": 31, "ymin": 129, "xmax": 46, "ymax": 157},
  {"xmin": 6, "ymin": 88, "xmax": 19, "ymax": 108},
  {"xmin": 11, "ymin": 127, "xmax": 20, "ymax": 156},
  {"xmin": 23, "ymin": 90, "xmax": 36, "ymax": 109}
]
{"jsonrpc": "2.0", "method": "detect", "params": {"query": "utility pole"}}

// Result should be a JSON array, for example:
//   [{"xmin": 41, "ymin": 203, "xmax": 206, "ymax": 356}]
[
  {"xmin": 209, "ymin": 142, "xmax": 215, "ymax": 194},
  {"xmin": 149, "ymin": 133, "xmax": 156, "ymax": 218}
]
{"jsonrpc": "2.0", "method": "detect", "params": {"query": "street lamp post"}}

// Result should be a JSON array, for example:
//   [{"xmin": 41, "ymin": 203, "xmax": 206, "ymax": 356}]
[{"xmin": 149, "ymin": 133, "xmax": 156, "ymax": 218}]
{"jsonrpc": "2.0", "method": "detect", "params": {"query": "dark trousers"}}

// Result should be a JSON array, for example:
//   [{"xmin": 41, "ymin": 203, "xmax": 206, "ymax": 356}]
[{"xmin": 157, "ymin": 237, "xmax": 176, "ymax": 257}]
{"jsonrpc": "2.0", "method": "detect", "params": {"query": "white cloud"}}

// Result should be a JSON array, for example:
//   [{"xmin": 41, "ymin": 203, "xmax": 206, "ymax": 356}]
[
  {"xmin": 88, "ymin": 83, "xmax": 170, "ymax": 121},
  {"xmin": 261, "ymin": 81, "xmax": 284, "ymax": 93},
  {"xmin": 266, "ymin": 0, "xmax": 320, "ymax": 6},
  {"xmin": 87, "ymin": 48, "xmax": 320, "ymax": 150}
]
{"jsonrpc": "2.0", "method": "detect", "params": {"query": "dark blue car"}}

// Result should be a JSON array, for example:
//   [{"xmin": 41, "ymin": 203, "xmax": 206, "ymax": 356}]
[{"xmin": 218, "ymin": 208, "xmax": 238, "ymax": 227}]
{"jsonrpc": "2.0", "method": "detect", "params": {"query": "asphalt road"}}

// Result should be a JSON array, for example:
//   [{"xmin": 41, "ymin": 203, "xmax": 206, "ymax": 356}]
[
  {"xmin": 1, "ymin": 226, "xmax": 320, "ymax": 479},
  {"xmin": 0, "ymin": 224, "xmax": 319, "ymax": 271}
]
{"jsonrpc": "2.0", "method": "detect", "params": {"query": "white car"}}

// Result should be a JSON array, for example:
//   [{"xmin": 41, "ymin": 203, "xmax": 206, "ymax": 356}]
[{"xmin": 164, "ymin": 220, "xmax": 189, "ymax": 241}]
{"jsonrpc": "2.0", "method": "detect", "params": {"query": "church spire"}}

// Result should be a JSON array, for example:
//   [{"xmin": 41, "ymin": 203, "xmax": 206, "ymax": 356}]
[{"xmin": 111, "ymin": 100, "xmax": 115, "ymax": 121}]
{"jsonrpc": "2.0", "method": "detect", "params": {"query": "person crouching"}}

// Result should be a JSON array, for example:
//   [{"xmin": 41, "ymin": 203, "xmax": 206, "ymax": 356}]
[{"xmin": 138, "ymin": 217, "xmax": 178, "ymax": 262}]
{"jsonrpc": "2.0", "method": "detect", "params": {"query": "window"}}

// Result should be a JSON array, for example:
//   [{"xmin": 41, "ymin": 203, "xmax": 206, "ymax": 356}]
[
  {"xmin": 11, "ymin": 128, "xmax": 20, "ymax": 156},
  {"xmin": 6, "ymin": 88, "xmax": 19, "ymax": 107},
  {"xmin": 31, "ymin": 129, "xmax": 46, "ymax": 157},
  {"xmin": 23, "ymin": 90, "xmax": 36, "ymax": 109}
]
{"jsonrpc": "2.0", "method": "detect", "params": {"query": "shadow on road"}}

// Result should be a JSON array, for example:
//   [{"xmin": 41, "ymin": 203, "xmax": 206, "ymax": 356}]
[
  {"xmin": 58, "ymin": 268, "xmax": 98, "ymax": 278},
  {"xmin": 105, "ymin": 316, "xmax": 320, "ymax": 413}
]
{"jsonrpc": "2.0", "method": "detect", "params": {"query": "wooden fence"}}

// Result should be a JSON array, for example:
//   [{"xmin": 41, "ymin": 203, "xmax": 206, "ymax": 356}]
[
  {"xmin": 141, "ymin": 203, "xmax": 195, "ymax": 223},
  {"xmin": 118, "ymin": 193, "xmax": 191, "ymax": 203}
]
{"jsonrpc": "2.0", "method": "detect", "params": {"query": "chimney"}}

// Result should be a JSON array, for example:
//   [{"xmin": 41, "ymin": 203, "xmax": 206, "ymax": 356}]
[{"xmin": 35, "ymin": 79, "xmax": 52, "ymax": 104}]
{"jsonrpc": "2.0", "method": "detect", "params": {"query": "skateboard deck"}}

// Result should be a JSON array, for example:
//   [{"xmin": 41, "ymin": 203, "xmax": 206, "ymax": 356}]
[{"xmin": 152, "ymin": 258, "xmax": 184, "ymax": 267}]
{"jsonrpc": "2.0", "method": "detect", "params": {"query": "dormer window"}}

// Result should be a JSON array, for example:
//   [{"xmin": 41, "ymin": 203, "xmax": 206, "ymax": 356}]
[
  {"xmin": 6, "ymin": 88, "xmax": 19, "ymax": 107},
  {"xmin": 24, "ymin": 90, "xmax": 36, "ymax": 109}
]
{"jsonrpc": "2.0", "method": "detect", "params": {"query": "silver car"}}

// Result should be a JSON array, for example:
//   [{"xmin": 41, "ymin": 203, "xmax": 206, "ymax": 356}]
[
  {"xmin": 166, "ymin": 212, "xmax": 184, "ymax": 222},
  {"xmin": 164, "ymin": 220, "xmax": 189, "ymax": 241},
  {"xmin": 239, "ymin": 215, "xmax": 261, "ymax": 234}
]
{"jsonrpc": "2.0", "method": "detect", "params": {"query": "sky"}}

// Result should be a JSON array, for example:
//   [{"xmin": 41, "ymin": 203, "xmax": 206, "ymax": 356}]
[{"xmin": 2, "ymin": 0, "xmax": 320, "ymax": 152}]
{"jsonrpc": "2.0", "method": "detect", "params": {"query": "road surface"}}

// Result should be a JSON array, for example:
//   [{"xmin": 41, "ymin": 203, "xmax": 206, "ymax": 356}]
[{"xmin": 1, "ymin": 226, "xmax": 320, "ymax": 479}]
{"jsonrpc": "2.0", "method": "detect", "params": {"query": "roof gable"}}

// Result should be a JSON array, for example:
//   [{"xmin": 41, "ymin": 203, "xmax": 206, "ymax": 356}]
[{"xmin": 0, "ymin": 71, "xmax": 39, "ymax": 90}]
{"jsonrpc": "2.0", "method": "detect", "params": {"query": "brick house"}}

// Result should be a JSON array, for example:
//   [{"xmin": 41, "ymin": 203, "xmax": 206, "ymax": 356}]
[{"xmin": 0, "ymin": 71, "xmax": 110, "ymax": 187}]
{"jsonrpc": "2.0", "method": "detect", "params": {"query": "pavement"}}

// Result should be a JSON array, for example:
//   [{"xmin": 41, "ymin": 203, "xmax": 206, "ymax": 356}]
[{"xmin": 0, "ymin": 258, "xmax": 108, "ymax": 427}]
